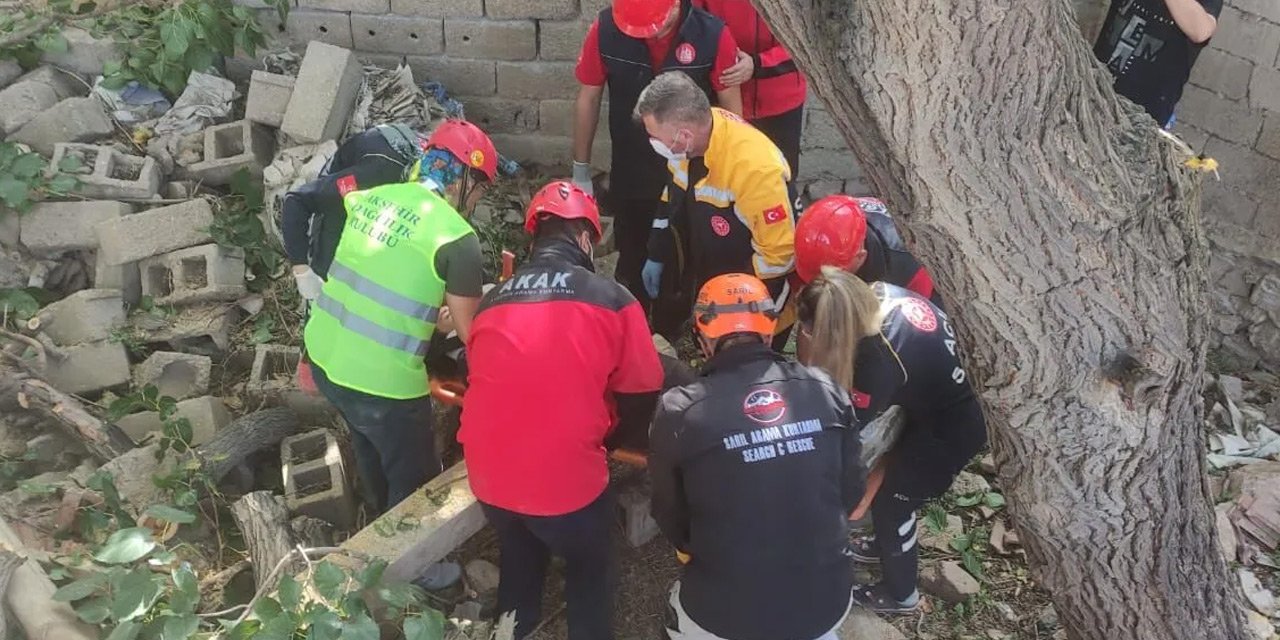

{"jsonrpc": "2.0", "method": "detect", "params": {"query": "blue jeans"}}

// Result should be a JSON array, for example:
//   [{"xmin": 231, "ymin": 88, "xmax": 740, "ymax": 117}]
[{"xmin": 311, "ymin": 364, "xmax": 440, "ymax": 513}]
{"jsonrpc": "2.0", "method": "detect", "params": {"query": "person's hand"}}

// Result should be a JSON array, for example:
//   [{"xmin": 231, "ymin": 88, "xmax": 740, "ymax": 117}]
[
  {"xmin": 572, "ymin": 161, "xmax": 594, "ymax": 197},
  {"xmin": 641, "ymin": 259, "xmax": 664, "ymax": 299},
  {"xmin": 437, "ymin": 306, "xmax": 456, "ymax": 335},
  {"xmin": 292, "ymin": 265, "xmax": 324, "ymax": 301},
  {"xmin": 720, "ymin": 50, "xmax": 755, "ymax": 88}
]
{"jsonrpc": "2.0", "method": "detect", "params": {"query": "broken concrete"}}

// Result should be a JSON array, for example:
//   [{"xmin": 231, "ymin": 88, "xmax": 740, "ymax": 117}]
[
  {"xmin": 282, "ymin": 429, "xmax": 356, "ymax": 529},
  {"xmin": 44, "ymin": 340, "xmax": 130, "ymax": 395},
  {"xmin": 38, "ymin": 28, "xmax": 122, "ymax": 77},
  {"xmin": 139, "ymin": 244, "xmax": 246, "ymax": 305},
  {"xmin": 15, "ymin": 66, "xmax": 85, "ymax": 101},
  {"xmin": 133, "ymin": 351, "xmax": 212, "ymax": 401},
  {"xmin": 49, "ymin": 144, "xmax": 163, "ymax": 201},
  {"xmin": 0, "ymin": 81, "xmax": 59, "ymax": 136},
  {"xmin": 246, "ymin": 71, "xmax": 296, "ymax": 128},
  {"xmin": 618, "ymin": 487, "xmax": 660, "ymax": 547},
  {"xmin": 281, "ymin": 41, "xmax": 362, "ymax": 143},
  {"xmin": 96, "ymin": 199, "xmax": 215, "ymax": 266},
  {"xmin": 464, "ymin": 559, "xmax": 500, "ymax": 595},
  {"xmin": 921, "ymin": 514, "xmax": 964, "ymax": 552},
  {"xmin": 128, "ymin": 302, "xmax": 238, "ymax": 355},
  {"xmin": 20, "ymin": 201, "xmax": 132, "ymax": 254},
  {"xmin": 92, "ymin": 251, "xmax": 141, "ymax": 306},
  {"xmin": 11, "ymin": 97, "xmax": 114, "ymax": 157},
  {"xmin": 951, "ymin": 471, "xmax": 992, "ymax": 496},
  {"xmin": 187, "ymin": 120, "xmax": 275, "ymax": 185},
  {"xmin": 839, "ymin": 608, "xmax": 907, "ymax": 640},
  {"xmin": 919, "ymin": 560, "xmax": 981, "ymax": 604},
  {"xmin": 0, "ymin": 59, "xmax": 20, "ymax": 89},
  {"xmin": 30, "ymin": 289, "xmax": 124, "ymax": 346},
  {"xmin": 114, "ymin": 396, "xmax": 231, "ymax": 446}
]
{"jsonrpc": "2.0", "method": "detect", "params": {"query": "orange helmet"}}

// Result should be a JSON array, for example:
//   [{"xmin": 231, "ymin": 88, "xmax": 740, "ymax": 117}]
[
  {"xmin": 525, "ymin": 180, "xmax": 603, "ymax": 238},
  {"xmin": 425, "ymin": 119, "xmax": 498, "ymax": 181},
  {"xmin": 694, "ymin": 273, "xmax": 778, "ymax": 341},
  {"xmin": 613, "ymin": 0, "xmax": 680, "ymax": 39},
  {"xmin": 794, "ymin": 195, "xmax": 880, "ymax": 284}
]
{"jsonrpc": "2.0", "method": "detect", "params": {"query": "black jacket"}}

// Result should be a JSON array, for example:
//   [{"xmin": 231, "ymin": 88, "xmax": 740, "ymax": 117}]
[
  {"xmin": 858, "ymin": 207, "xmax": 943, "ymax": 309},
  {"xmin": 650, "ymin": 342, "xmax": 863, "ymax": 640}
]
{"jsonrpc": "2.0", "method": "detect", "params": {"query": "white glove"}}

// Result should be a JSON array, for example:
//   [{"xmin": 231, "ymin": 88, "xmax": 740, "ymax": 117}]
[
  {"xmin": 572, "ymin": 161, "xmax": 594, "ymax": 197},
  {"xmin": 293, "ymin": 266, "xmax": 324, "ymax": 301}
]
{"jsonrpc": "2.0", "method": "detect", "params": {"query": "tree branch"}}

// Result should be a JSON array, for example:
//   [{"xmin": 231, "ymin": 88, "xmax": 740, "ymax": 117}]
[{"xmin": 0, "ymin": 0, "xmax": 164, "ymax": 51}]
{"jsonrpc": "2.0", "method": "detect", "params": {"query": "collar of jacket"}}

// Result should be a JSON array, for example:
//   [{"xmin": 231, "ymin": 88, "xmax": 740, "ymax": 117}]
[
  {"xmin": 527, "ymin": 238, "xmax": 595, "ymax": 272},
  {"xmin": 698, "ymin": 108, "xmax": 733, "ymax": 164},
  {"xmin": 701, "ymin": 340, "xmax": 780, "ymax": 375}
]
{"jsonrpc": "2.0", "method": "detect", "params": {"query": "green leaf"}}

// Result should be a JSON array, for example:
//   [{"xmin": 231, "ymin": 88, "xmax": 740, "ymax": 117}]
[
  {"xmin": 949, "ymin": 533, "xmax": 973, "ymax": 553},
  {"xmin": 311, "ymin": 561, "xmax": 345, "ymax": 602},
  {"xmin": 0, "ymin": 288, "xmax": 39, "ymax": 321},
  {"xmin": 164, "ymin": 417, "xmax": 193, "ymax": 447},
  {"xmin": 157, "ymin": 396, "xmax": 178, "ymax": 421},
  {"xmin": 983, "ymin": 492, "xmax": 1006, "ymax": 509},
  {"xmin": 339, "ymin": 613, "xmax": 379, "ymax": 640},
  {"xmin": 101, "ymin": 73, "xmax": 131, "ymax": 91},
  {"xmin": 35, "ymin": 30, "xmax": 68, "ymax": 54},
  {"xmin": 303, "ymin": 609, "xmax": 342, "ymax": 640},
  {"xmin": 110, "ymin": 566, "xmax": 163, "ymax": 622},
  {"xmin": 0, "ymin": 176, "xmax": 32, "ymax": 210},
  {"xmin": 954, "ymin": 493, "xmax": 983, "ymax": 508},
  {"xmin": 173, "ymin": 489, "xmax": 198, "ymax": 508},
  {"xmin": 144, "ymin": 505, "xmax": 196, "ymax": 525},
  {"xmin": 253, "ymin": 595, "xmax": 283, "ymax": 621},
  {"xmin": 10, "ymin": 153, "xmax": 44, "ymax": 179},
  {"xmin": 961, "ymin": 549, "xmax": 985, "ymax": 581},
  {"xmin": 403, "ymin": 611, "xmax": 445, "ymax": 640},
  {"xmin": 53, "ymin": 572, "xmax": 108, "ymax": 602},
  {"xmin": 375, "ymin": 582, "xmax": 426, "ymax": 610},
  {"xmin": 74, "ymin": 596, "xmax": 112, "ymax": 624},
  {"xmin": 47, "ymin": 173, "xmax": 80, "ymax": 195},
  {"xmin": 94, "ymin": 528, "xmax": 157, "ymax": 564},
  {"xmin": 170, "ymin": 565, "xmax": 199, "ymax": 614},
  {"xmin": 257, "ymin": 613, "xmax": 299, "ymax": 640},
  {"xmin": 105, "ymin": 620, "xmax": 144, "ymax": 640},
  {"xmin": 278, "ymin": 574, "xmax": 302, "ymax": 612},
  {"xmin": 223, "ymin": 619, "xmax": 260, "ymax": 640},
  {"xmin": 160, "ymin": 22, "xmax": 189, "ymax": 57},
  {"xmin": 923, "ymin": 504, "xmax": 949, "ymax": 534},
  {"xmin": 17, "ymin": 481, "xmax": 58, "ymax": 496},
  {"xmin": 355, "ymin": 559, "xmax": 387, "ymax": 589},
  {"xmin": 161, "ymin": 613, "xmax": 198, "ymax": 640}
]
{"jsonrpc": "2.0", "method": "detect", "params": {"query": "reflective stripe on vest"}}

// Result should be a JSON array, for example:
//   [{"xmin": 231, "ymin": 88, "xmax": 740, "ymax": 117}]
[
  {"xmin": 329, "ymin": 262, "xmax": 440, "ymax": 323},
  {"xmin": 314, "ymin": 292, "xmax": 431, "ymax": 358}
]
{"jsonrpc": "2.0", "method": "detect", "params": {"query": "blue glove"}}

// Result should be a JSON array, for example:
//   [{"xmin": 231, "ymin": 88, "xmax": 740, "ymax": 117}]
[{"xmin": 641, "ymin": 259, "xmax": 664, "ymax": 299}]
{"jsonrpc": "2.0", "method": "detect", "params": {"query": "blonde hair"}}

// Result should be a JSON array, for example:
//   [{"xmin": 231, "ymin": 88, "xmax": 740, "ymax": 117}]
[{"xmin": 796, "ymin": 267, "xmax": 884, "ymax": 389}]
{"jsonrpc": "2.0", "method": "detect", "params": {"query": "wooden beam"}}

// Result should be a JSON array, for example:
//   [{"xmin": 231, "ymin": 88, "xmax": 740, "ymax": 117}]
[{"xmin": 0, "ymin": 517, "xmax": 96, "ymax": 640}]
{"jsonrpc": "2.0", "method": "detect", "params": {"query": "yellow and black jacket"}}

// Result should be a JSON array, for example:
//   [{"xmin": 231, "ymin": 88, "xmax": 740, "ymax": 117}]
[{"xmin": 648, "ymin": 108, "xmax": 798, "ymax": 309}]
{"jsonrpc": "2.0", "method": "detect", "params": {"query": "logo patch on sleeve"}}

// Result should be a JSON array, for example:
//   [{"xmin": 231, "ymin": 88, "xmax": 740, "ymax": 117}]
[
  {"xmin": 763, "ymin": 205, "xmax": 788, "ymax": 225},
  {"xmin": 851, "ymin": 390, "xmax": 872, "ymax": 410},
  {"xmin": 336, "ymin": 175, "xmax": 358, "ymax": 196},
  {"xmin": 900, "ymin": 297, "xmax": 938, "ymax": 332}
]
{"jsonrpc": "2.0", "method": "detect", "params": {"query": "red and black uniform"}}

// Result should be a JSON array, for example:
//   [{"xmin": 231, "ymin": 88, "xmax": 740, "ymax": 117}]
[
  {"xmin": 459, "ymin": 239, "xmax": 662, "ymax": 640},
  {"xmin": 693, "ymin": 0, "xmax": 807, "ymax": 176},
  {"xmin": 857, "ymin": 203, "xmax": 943, "ymax": 308},
  {"xmin": 854, "ymin": 283, "xmax": 986, "ymax": 601}
]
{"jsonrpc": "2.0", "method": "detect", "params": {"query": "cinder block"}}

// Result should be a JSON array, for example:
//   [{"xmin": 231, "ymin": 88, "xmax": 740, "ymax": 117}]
[
  {"xmin": 11, "ymin": 97, "xmax": 113, "ymax": 157},
  {"xmin": 246, "ymin": 71, "xmax": 296, "ymax": 128},
  {"xmin": 390, "ymin": 0, "xmax": 482, "ymax": 17},
  {"xmin": 0, "ymin": 81, "xmax": 58, "ymax": 136},
  {"xmin": 1214, "ymin": 8, "xmax": 1280, "ymax": 67},
  {"xmin": 115, "ymin": 396, "xmax": 231, "ymax": 446},
  {"xmin": 484, "ymin": 0, "xmax": 577, "ymax": 20},
  {"xmin": 139, "ymin": 244, "xmax": 246, "ymax": 305},
  {"xmin": 1203, "ymin": 137, "xmax": 1280, "ymax": 206},
  {"xmin": 282, "ymin": 429, "xmax": 356, "ymax": 529},
  {"xmin": 1188, "ymin": 48, "xmax": 1252, "ymax": 101},
  {"xmin": 461, "ymin": 96, "xmax": 539, "ymax": 133},
  {"xmin": 353, "ymin": 14, "xmax": 444, "ymax": 56},
  {"xmin": 618, "ymin": 487, "xmax": 660, "ymax": 547},
  {"xmin": 49, "ymin": 144, "xmax": 162, "ymax": 200},
  {"xmin": 803, "ymin": 108, "xmax": 846, "ymax": 149},
  {"xmin": 45, "ymin": 340, "xmax": 130, "ymax": 395},
  {"xmin": 187, "ymin": 120, "xmax": 275, "ymax": 186},
  {"xmin": 129, "ymin": 303, "xmax": 238, "ymax": 355},
  {"xmin": 496, "ymin": 61, "xmax": 577, "ymax": 99},
  {"xmin": 391, "ymin": 55, "xmax": 496, "ymax": 95},
  {"xmin": 133, "ymin": 351, "xmax": 212, "ymax": 400},
  {"xmin": 300, "ymin": 0, "xmax": 386, "ymax": 11},
  {"xmin": 1231, "ymin": 0, "xmax": 1280, "ymax": 22},
  {"xmin": 1250, "ymin": 66, "xmax": 1280, "ymax": 112},
  {"xmin": 248, "ymin": 344, "xmax": 301, "ymax": 397},
  {"xmin": 1178, "ymin": 85, "xmax": 1265, "ymax": 145},
  {"xmin": 1258, "ymin": 112, "xmax": 1280, "ymax": 160},
  {"xmin": 95, "ymin": 199, "xmax": 215, "ymax": 266},
  {"xmin": 93, "ymin": 251, "xmax": 141, "ymax": 306},
  {"xmin": 20, "ymin": 201, "xmax": 132, "ymax": 254},
  {"xmin": 32, "ymin": 289, "xmax": 124, "ymax": 346},
  {"xmin": 282, "ymin": 41, "xmax": 363, "ymax": 143},
  {"xmin": 443, "ymin": 19, "xmax": 535, "ymax": 60},
  {"xmin": 257, "ymin": 9, "xmax": 354, "ymax": 49},
  {"xmin": 538, "ymin": 20, "xmax": 591, "ymax": 61},
  {"xmin": 538, "ymin": 98, "xmax": 609, "ymax": 138},
  {"xmin": 489, "ymin": 133, "xmax": 610, "ymax": 170}
]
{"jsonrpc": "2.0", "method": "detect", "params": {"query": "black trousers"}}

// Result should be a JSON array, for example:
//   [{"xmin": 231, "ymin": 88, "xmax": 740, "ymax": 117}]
[
  {"xmin": 608, "ymin": 195, "xmax": 661, "ymax": 309},
  {"xmin": 870, "ymin": 483, "xmax": 924, "ymax": 601},
  {"xmin": 750, "ymin": 104, "xmax": 805, "ymax": 180},
  {"xmin": 481, "ymin": 490, "xmax": 616, "ymax": 640}
]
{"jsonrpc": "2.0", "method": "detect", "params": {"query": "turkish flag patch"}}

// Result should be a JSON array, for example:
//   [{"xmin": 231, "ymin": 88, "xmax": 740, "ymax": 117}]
[
  {"xmin": 336, "ymin": 174, "xmax": 358, "ymax": 196},
  {"xmin": 851, "ymin": 390, "xmax": 872, "ymax": 410},
  {"xmin": 763, "ymin": 205, "xmax": 787, "ymax": 225}
]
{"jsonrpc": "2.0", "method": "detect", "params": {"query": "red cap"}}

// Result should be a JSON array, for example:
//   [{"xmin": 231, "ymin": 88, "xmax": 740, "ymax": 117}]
[
  {"xmin": 425, "ymin": 119, "xmax": 498, "ymax": 182},
  {"xmin": 525, "ymin": 180, "xmax": 603, "ymax": 238},
  {"xmin": 794, "ymin": 195, "xmax": 878, "ymax": 284},
  {"xmin": 613, "ymin": 0, "xmax": 680, "ymax": 39}
]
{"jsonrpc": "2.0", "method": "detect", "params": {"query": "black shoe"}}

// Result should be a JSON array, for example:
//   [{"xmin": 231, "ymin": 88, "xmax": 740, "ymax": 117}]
[
  {"xmin": 851, "ymin": 582, "xmax": 920, "ymax": 614},
  {"xmin": 846, "ymin": 534, "xmax": 880, "ymax": 564}
]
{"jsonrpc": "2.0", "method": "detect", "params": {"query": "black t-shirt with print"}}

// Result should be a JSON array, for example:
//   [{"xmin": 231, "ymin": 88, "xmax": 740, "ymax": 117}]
[{"xmin": 1093, "ymin": 0, "xmax": 1222, "ymax": 125}]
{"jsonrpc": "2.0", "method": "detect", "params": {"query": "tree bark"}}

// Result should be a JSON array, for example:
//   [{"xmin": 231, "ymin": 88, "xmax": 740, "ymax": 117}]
[
  {"xmin": 0, "ymin": 360, "xmax": 133, "ymax": 462},
  {"xmin": 230, "ymin": 491, "xmax": 299, "ymax": 593},
  {"xmin": 752, "ymin": 1, "xmax": 1245, "ymax": 639}
]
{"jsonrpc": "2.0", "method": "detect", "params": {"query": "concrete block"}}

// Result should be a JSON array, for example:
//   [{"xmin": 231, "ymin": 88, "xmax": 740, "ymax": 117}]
[
  {"xmin": 803, "ymin": 107, "xmax": 847, "ymax": 149},
  {"xmin": 538, "ymin": 20, "xmax": 592, "ymax": 61},
  {"xmin": 800, "ymin": 147, "xmax": 861, "ymax": 181},
  {"xmin": 115, "ymin": 396, "xmax": 231, "ymax": 446},
  {"xmin": 257, "ymin": 9, "xmax": 354, "ymax": 49},
  {"xmin": 1250, "ymin": 66, "xmax": 1280, "ymax": 112},
  {"xmin": 282, "ymin": 41, "xmax": 363, "ymax": 143},
  {"xmin": 95, "ymin": 199, "xmax": 215, "ymax": 266},
  {"xmin": 139, "ymin": 244, "xmax": 246, "ymax": 305},
  {"xmin": 443, "ymin": 19, "xmax": 535, "ymax": 60},
  {"xmin": 128, "ymin": 302, "xmax": 238, "ymax": 355},
  {"xmin": 20, "ymin": 201, "xmax": 132, "ymax": 254},
  {"xmin": 383, "ymin": 55, "xmax": 496, "ymax": 95},
  {"xmin": 45, "ymin": 341, "xmax": 130, "ymax": 395},
  {"xmin": 1214, "ymin": 8, "xmax": 1280, "ymax": 67},
  {"xmin": 461, "ymin": 96, "xmax": 539, "ymax": 134},
  {"xmin": 618, "ymin": 487, "xmax": 660, "ymax": 547},
  {"xmin": 484, "ymin": 0, "xmax": 577, "ymax": 20},
  {"xmin": 1188, "ymin": 48, "xmax": 1252, "ymax": 101},
  {"xmin": 1171, "ymin": 121, "xmax": 1211, "ymax": 152},
  {"xmin": 32, "ymin": 289, "xmax": 124, "ymax": 346},
  {"xmin": 39, "ymin": 28, "xmax": 122, "ymax": 77},
  {"xmin": 246, "ymin": 71, "xmax": 296, "ymax": 128},
  {"xmin": 0, "ymin": 59, "xmax": 20, "ymax": 89},
  {"xmin": 93, "ymin": 252, "xmax": 141, "ymax": 306},
  {"xmin": 300, "ymin": 0, "xmax": 386, "ymax": 11},
  {"xmin": 538, "ymin": 98, "xmax": 609, "ymax": 138},
  {"xmin": 353, "ymin": 14, "xmax": 444, "ymax": 56},
  {"xmin": 0, "ymin": 81, "xmax": 59, "ymax": 136},
  {"xmin": 495, "ymin": 61, "xmax": 577, "ymax": 99},
  {"xmin": 187, "ymin": 120, "xmax": 275, "ymax": 186},
  {"xmin": 1231, "ymin": 0, "xmax": 1280, "ymax": 21},
  {"xmin": 598, "ymin": 215, "xmax": 615, "ymax": 255},
  {"xmin": 1258, "ymin": 112, "xmax": 1280, "ymax": 160},
  {"xmin": 391, "ymin": 0, "xmax": 482, "ymax": 17},
  {"xmin": 15, "ymin": 66, "xmax": 85, "ymax": 101},
  {"xmin": 11, "ymin": 97, "xmax": 113, "ymax": 157},
  {"xmin": 133, "ymin": 351, "xmax": 212, "ymax": 401},
  {"xmin": 1178, "ymin": 85, "xmax": 1265, "ymax": 145},
  {"xmin": 282, "ymin": 429, "xmax": 356, "ymax": 529},
  {"xmin": 1203, "ymin": 137, "xmax": 1280, "ymax": 211},
  {"xmin": 489, "ymin": 133, "xmax": 609, "ymax": 170},
  {"xmin": 49, "ymin": 144, "xmax": 162, "ymax": 200},
  {"xmin": 248, "ymin": 344, "xmax": 301, "ymax": 399}
]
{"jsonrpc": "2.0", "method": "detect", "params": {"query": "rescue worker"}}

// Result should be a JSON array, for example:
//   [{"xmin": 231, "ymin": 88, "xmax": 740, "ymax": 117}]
[
  {"xmin": 795, "ymin": 195, "xmax": 943, "ymax": 307},
  {"xmin": 459, "ymin": 181, "xmax": 664, "ymax": 640},
  {"xmin": 284, "ymin": 123, "xmax": 425, "ymax": 297},
  {"xmin": 303, "ymin": 119, "xmax": 496, "ymax": 522},
  {"xmin": 634, "ymin": 71, "xmax": 798, "ymax": 344},
  {"xmin": 796, "ymin": 268, "xmax": 988, "ymax": 613},
  {"xmin": 572, "ymin": 0, "xmax": 743, "ymax": 308},
  {"xmin": 649, "ymin": 273, "xmax": 864, "ymax": 640},
  {"xmin": 693, "ymin": 0, "xmax": 808, "ymax": 177}
]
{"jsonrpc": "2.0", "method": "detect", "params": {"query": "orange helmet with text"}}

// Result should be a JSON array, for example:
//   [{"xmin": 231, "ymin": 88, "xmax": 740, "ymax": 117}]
[
  {"xmin": 524, "ymin": 180, "xmax": 603, "ymax": 238},
  {"xmin": 613, "ymin": 0, "xmax": 680, "ymax": 38},
  {"xmin": 424, "ymin": 119, "xmax": 498, "ymax": 182},
  {"xmin": 694, "ymin": 273, "xmax": 778, "ymax": 340}
]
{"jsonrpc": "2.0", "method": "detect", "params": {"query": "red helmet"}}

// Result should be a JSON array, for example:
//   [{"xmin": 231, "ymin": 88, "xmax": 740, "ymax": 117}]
[
  {"xmin": 424, "ymin": 119, "xmax": 498, "ymax": 182},
  {"xmin": 794, "ymin": 195, "xmax": 884, "ymax": 284},
  {"xmin": 525, "ymin": 180, "xmax": 603, "ymax": 238},
  {"xmin": 613, "ymin": 0, "xmax": 680, "ymax": 39}
]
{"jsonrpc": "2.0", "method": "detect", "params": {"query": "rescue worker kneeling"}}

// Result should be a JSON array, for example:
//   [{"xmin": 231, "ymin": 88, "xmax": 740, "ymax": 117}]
[
  {"xmin": 649, "ymin": 273, "xmax": 865, "ymax": 640},
  {"xmin": 459, "ymin": 181, "xmax": 663, "ymax": 640}
]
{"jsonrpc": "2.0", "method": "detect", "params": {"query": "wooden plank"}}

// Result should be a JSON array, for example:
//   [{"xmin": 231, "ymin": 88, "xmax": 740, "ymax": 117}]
[{"xmin": 0, "ymin": 517, "xmax": 96, "ymax": 640}]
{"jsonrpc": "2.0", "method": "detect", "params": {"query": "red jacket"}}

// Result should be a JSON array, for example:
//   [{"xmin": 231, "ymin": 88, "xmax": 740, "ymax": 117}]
[
  {"xmin": 458, "ymin": 241, "xmax": 663, "ymax": 516},
  {"xmin": 694, "ymin": 0, "xmax": 807, "ymax": 120}
]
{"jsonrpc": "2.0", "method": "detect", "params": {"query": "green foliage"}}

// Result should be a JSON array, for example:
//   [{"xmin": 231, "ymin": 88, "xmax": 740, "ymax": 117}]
[
  {"xmin": 0, "ymin": 288, "xmax": 42, "ymax": 328},
  {"xmin": 923, "ymin": 503, "xmax": 949, "ymax": 534},
  {"xmin": 0, "ymin": 6, "xmax": 69, "ymax": 67},
  {"xmin": 209, "ymin": 169, "xmax": 283, "ymax": 293},
  {"xmin": 954, "ymin": 489, "xmax": 1006, "ymax": 511},
  {"xmin": 948, "ymin": 529, "xmax": 987, "ymax": 581},
  {"xmin": 0, "ymin": 141, "xmax": 80, "ymax": 213}
]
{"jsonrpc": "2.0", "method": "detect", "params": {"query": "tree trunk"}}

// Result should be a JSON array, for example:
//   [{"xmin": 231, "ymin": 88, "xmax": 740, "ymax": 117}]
[
  {"xmin": 752, "ymin": 1, "xmax": 1246, "ymax": 639},
  {"xmin": 230, "ymin": 491, "xmax": 299, "ymax": 593},
  {"xmin": 0, "ymin": 361, "xmax": 134, "ymax": 462}
]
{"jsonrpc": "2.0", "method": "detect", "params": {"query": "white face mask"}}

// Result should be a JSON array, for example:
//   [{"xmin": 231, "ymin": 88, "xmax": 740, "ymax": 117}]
[{"xmin": 649, "ymin": 131, "xmax": 688, "ymax": 162}]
